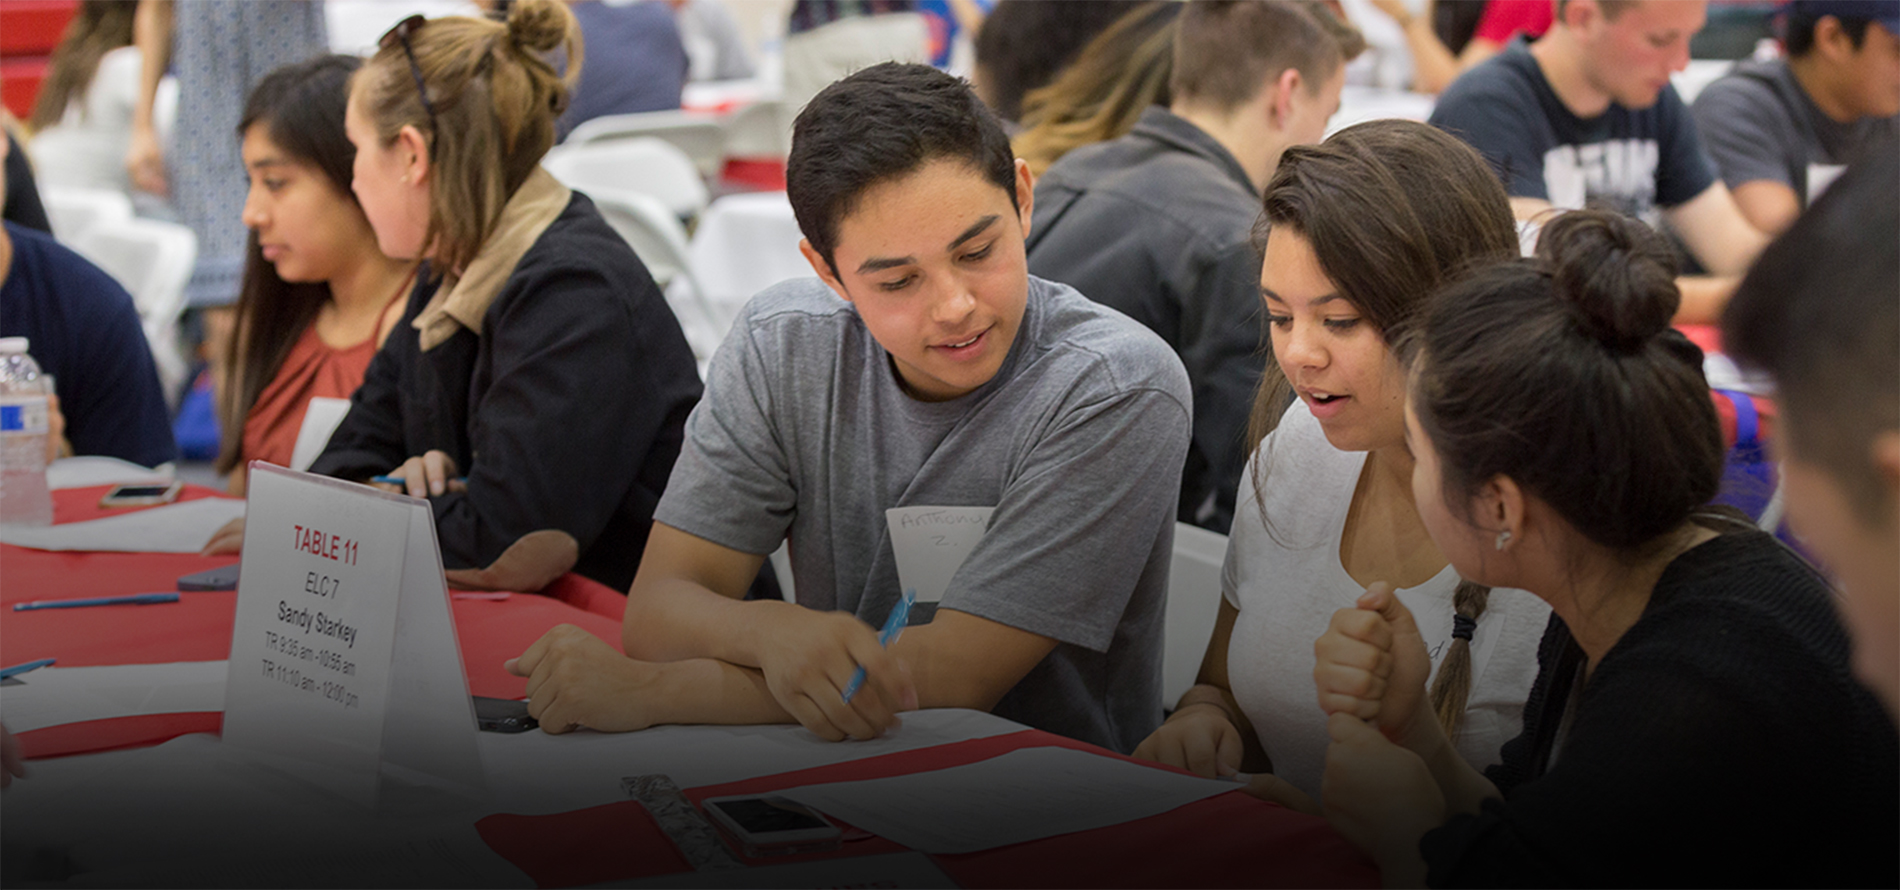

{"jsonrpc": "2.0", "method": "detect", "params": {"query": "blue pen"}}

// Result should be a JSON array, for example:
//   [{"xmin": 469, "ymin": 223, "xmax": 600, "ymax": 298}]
[
  {"xmin": 841, "ymin": 587, "xmax": 916, "ymax": 703},
  {"xmin": 371, "ymin": 474, "xmax": 468, "ymax": 486},
  {"xmin": 13, "ymin": 592, "xmax": 181, "ymax": 611},
  {"xmin": 0, "ymin": 658, "xmax": 55, "ymax": 679}
]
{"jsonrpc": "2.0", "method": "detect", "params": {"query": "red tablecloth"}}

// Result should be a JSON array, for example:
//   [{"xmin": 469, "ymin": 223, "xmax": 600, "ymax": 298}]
[
  {"xmin": 476, "ymin": 728, "xmax": 1378, "ymax": 888},
  {"xmin": 1, "ymin": 485, "xmax": 628, "ymax": 759}
]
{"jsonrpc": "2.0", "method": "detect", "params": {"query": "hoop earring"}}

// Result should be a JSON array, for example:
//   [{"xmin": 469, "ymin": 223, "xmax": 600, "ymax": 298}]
[{"xmin": 1495, "ymin": 530, "xmax": 1513, "ymax": 551}]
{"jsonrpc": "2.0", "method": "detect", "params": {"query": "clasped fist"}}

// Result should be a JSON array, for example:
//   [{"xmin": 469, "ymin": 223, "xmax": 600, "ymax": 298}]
[{"xmin": 1313, "ymin": 583, "xmax": 1433, "ymax": 743}]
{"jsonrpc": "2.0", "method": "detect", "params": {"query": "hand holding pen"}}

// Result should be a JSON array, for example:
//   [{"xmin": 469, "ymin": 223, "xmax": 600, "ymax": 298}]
[
  {"xmin": 755, "ymin": 590, "xmax": 918, "ymax": 742},
  {"xmin": 370, "ymin": 449, "xmax": 467, "ymax": 499}
]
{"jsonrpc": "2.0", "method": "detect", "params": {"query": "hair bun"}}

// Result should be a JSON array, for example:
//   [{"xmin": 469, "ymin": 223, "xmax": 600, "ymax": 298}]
[
  {"xmin": 1536, "ymin": 210, "xmax": 1680, "ymax": 352},
  {"xmin": 506, "ymin": 0, "xmax": 572, "ymax": 53}
]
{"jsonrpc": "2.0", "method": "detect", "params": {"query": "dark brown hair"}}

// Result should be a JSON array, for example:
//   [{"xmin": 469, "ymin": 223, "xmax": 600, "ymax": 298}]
[
  {"xmin": 1245, "ymin": 119, "xmax": 1518, "ymax": 465},
  {"xmin": 1407, "ymin": 210, "xmax": 1724, "ymax": 554},
  {"xmin": 28, "ymin": 0, "xmax": 136, "ymax": 132},
  {"xmin": 1724, "ymin": 148, "xmax": 1899, "ymax": 523},
  {"xmin": 352, "ymin": 0, "xmax": 581, "ymax": 278},
  {"xmin": 1170, "ymin": 0, "xmax": 1363, "ymax": 111},
  {"xmin": 216, "ymin": 55, "xmax": 370, "ymax": 477},
  {"xmin": 1246, "ymin": 119, "xmax": 1517, "ymax": 741}
]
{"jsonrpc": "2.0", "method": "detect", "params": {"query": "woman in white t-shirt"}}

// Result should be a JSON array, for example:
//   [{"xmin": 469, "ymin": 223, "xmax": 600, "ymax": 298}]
[{"xmin": 1133, "ymin": 119, "xmax": 1550, "ymax": 805}]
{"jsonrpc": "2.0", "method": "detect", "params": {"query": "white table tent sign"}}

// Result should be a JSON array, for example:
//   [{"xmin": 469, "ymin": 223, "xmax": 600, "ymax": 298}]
[{"xmin": 222, "ymin": 462, "xmax": 485, "ymax": 806}]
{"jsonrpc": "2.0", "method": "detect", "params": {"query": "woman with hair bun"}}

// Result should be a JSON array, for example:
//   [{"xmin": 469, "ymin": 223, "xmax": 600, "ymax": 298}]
[
  {"xmin": 1313, "ymin": 210, "xmax": 1899, "ymax": 887},
  {"xmin": 1133, "ymin": 119, "xmax": 1551, "ymax": 805},
  {"xmin": 297, "ymin": 0, "xmax": 700, "ymax": 591}
]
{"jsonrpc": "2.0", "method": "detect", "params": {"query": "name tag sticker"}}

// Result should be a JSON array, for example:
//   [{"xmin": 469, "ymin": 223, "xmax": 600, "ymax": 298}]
[{"xmin": 885, "ymin": 506, "xmax": 994, "ymax": 605}]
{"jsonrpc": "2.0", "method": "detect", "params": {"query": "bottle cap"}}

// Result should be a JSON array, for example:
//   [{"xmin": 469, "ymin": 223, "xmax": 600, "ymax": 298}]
[{"xmin": 0, "ymin": 337, "xmax": 27, "ymax": 354}]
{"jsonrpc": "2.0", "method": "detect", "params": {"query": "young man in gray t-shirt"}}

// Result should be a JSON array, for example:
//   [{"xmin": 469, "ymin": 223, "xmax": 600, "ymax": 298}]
[
  {"xmin": 508, "ymin": 63, "xmax": 1192, "ymax": 754},
  {"xmin": 1690, "ymin": 0, "xmax": 1899, "ymax": 236}
]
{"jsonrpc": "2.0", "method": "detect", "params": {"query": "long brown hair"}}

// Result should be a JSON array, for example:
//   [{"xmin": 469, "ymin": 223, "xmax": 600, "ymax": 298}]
[
  {"xmin": 350, "ymin": 0, "xmax": 581, "ymax": 278},
  {"xmin": 27, "ymin": 1, "xmax": 136, "ymax": 132},
  {"xmin": 1012, "ymin": 2, "xmax": 1179, "ymax": 178},
  {"xmin": 1245, "ymin": 120, "xmax": 1518, "ymax": 484},
  {"xmin": 215, "ymin": 55, "xmax": 369, "ymax": 476},
  {"xmin": 1246, "ymin": 120, "xmax": 1517, "ymax": 742}
]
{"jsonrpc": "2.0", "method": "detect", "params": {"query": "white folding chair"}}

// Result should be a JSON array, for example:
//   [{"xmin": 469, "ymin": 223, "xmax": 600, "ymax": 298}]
[
  {"xmin": 719, "ymin": 98, "xmax": 790, "ymax": 159},
  {"xmin": 687, "ymin": 191, "xmax": 810, "ymax": 332},
  {"xmin": 561, "ymin": 110, "xmax": 728, "ymax": 179},
  {"xmin": 544, "ymin": 137, "xmax": 712, "ymax": 222},
  {"xmin": 39, "ymin": 186, "xmax": 134, "ymax": 246},
  {"xmin": 72, "ymin": 218, "xmax": 198, "ymax": 405},
  {"xmin": 1164, "ymin": 522, "xmax": 1229, "ymax": 707},
  {"xmin": 582, "ymin": 186, "xmax": 724, "ymax": 375}
]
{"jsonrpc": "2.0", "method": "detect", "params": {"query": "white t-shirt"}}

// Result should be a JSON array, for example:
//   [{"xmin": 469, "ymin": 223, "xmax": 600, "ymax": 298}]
[
  {"xmin": 27, "ymin": 47, "xmax": 176, "ymax": 193},
  {"xmin": 1223, "ymin": 400, "xmax": 1550, "ymax": 799}
]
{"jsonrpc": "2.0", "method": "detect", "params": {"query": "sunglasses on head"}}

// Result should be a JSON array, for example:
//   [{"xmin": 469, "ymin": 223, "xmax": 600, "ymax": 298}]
[{"xmin": 379, "ymin": 14, "xmax": 438, "ymax": 158}]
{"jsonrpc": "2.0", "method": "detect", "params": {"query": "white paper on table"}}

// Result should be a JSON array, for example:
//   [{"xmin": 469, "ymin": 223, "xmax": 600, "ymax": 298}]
[
  {"xmin": 474, "ymin": 708, "xmax": 1021, "ymax": 815},
  {"xmin": 45, "ymin": 455, "xmax": 175, "ymax": 490},
  {"xmin": 885, "ymin": 506, "xmax": 992, "ymax": 604},
  {"xmin": 617, "ymin": 852, "xmax": 957, "ymax": 889},
  {"xmin": 778, "ymin": 746, "xmax": 1239, "ymax": 854},
  {"xmin": 0, "ymin": 496, "xmax": 245, "ymax": 552},
  {"xmin": 0, "ymin": 661, "xmax": 228, "ymax": 732},
  {"xmin": 288, "ymin": 396, "xmax": 352, "ymax": 472}
]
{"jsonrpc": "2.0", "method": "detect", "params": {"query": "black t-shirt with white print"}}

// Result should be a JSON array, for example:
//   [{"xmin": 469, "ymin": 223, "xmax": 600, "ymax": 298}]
[{"xmin": 1430, "ymin": 37, "xmax": 1716, "ymax": 225}]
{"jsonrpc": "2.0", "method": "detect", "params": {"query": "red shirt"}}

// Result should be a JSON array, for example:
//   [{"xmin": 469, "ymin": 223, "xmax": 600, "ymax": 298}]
[
  {"xmin": 1473, "ymin": 0, "xmax": 1554, "ymax": 45},
  {"xmin": 239, "ymin": 322, "xmax": 380, "ymax": 470}
]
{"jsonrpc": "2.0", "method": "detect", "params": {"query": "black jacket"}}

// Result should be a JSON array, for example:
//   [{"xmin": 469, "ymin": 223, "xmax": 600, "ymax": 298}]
[
  {"xmin": 312, "ymin": 193, "xmax": 702, "ymax": 591},
  {"xmin": 1026, "ymin": 107, "xmax": 1264, "ymax": 532}
]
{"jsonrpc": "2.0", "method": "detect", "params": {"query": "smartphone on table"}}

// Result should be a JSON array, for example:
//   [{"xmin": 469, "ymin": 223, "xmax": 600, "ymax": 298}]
[
  {"xmin": 474, "ymin": 695, "xmax": 538, "ymax": 733},
  {"xmin": 701, "ymin": 794, "xmax": 843, "ymax": 857},
  {"xmin": 98, "ymin": 481, "xmax": 183, "ymax": 508}
]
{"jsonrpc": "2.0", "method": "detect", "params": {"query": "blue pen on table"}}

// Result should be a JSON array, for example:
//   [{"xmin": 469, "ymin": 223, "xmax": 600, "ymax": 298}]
[
  {"xmin": 841, "ymin": 587, "xmax": 916, "ymax": 704},
  {"xmin": 13, "ymin": 592, "xmax": 181, "ymax": 612},
  {"xmin": 0, "ymin": 658, "xmax": 56, "ymax": 679},
  {"xmin": 371, "ymin": 475, "xmax": 468, "ymax": 485}
]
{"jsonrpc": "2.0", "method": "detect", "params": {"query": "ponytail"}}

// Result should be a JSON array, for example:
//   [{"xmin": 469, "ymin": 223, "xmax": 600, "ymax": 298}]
[{"xmin": 1428, "ymin": 580, "xmax": 1490, "ymax": 740}]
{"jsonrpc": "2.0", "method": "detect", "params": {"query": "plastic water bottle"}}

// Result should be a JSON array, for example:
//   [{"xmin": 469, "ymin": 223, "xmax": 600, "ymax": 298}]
[{"xmin": 0, "ymin": 337, "xmax": 54, "ymax": 527}]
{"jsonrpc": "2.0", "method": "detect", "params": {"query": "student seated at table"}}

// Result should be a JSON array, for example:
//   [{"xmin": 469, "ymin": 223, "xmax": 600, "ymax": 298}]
[
  {"xmin": 1690, "ymin": 0, "xmax": 1900, "ymax": 236},
  {"xmin": 1428, "ymin": 0, "xmax": 1771, "ymax": 323},
  {"xmin": 301, "ymin": 0, "xmax": 701, "ymax": 592},
  {"xmin": 206, "ymin": 55, "xmax": 419, "ymax": 502},
  {"xmin": 1130, "ymin": 120, "xmax": 1549, "ymax": 804},
  {"xmin": 1312, "ymin": 210, "xmax": 1899, "ymax": 887},
  {"xmin": 506, "ymin": 62, "xmax": 1193, "ymax": 750},
  {"xmin": 1724, "ymin": 150, "xmax": 1900, "ymax": 720},
  {"xmin": 0, "ymin": 131, "xmax": 175, "ymax": 469}
]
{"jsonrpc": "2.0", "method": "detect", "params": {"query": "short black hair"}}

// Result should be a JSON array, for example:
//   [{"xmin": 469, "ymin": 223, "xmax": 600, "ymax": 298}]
[
  {"xmin": 1724, "ymin": 143, "xmax": 1899, "ymax": 521},
  {"xmin": 1786, "ymin": 9, "xmax": 1875, "ymax": 57},
  {"xmin": 787, "ymin": 62, "xmax": 1017, "ymax": 276}
]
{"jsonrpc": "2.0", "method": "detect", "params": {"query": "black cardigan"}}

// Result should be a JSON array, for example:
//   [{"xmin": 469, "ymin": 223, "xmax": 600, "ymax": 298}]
[
  {"xmin": 311, "ymin": 193, "xmax": 702, "ymax": 591},
  {"xmin": 1421, "ymin": 530, "xmax": 1899, "ymax": 887}
]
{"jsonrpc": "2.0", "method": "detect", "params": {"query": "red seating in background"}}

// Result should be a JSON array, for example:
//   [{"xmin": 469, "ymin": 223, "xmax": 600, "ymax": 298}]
[{"xmin": 0, "ymin": 0, "xmax": 77, "ymax": 121}]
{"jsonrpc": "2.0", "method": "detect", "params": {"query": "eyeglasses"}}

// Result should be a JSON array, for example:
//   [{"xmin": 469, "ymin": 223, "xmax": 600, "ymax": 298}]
[{"xmin": 379, "ymin": 14, "xmax": 438, "ymax": 158}]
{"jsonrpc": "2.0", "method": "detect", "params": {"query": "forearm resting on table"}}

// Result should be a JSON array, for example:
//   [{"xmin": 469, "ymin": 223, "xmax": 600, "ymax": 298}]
[
  {"xmin": 887, "ymin": 610, "xmax": 1058, "ymax": 712},
  {"xmin": 620, "ymin": 523, "xmax": 770, "ymax": 663}
]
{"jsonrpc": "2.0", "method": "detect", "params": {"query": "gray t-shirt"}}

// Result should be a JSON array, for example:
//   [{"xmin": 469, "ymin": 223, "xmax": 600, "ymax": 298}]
[
  {"xmin": 1691, "ymin": 59, "xmax": 1899, "ymax": 207},
  {"xmin": 655, "ymin": 275, "xmax": 1193, "ymax": 752}
]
